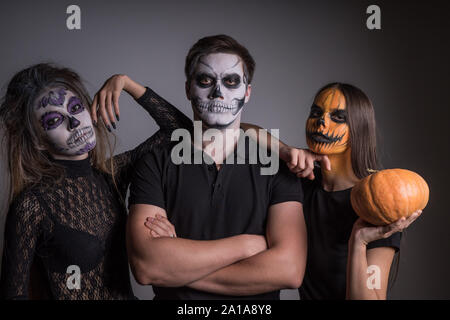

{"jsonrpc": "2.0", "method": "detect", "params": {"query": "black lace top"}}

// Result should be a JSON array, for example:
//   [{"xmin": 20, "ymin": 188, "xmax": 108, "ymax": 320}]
[{"xmin": 0, "ymin": 87, "xmax": 192, "ymax": 299}]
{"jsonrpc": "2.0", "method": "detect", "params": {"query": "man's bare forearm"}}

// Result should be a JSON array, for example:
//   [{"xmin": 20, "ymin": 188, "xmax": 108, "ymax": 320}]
[
  {"xmin": 186, "ymin": 202, "xmax": 307, "ymax": 296},
  {"xmin": 128, "ymin": 233, "xmax": 265, "ymax": 287},
  {"xmin": 187, "ymin": 246, "xmax": 305, "ymax": 296}
]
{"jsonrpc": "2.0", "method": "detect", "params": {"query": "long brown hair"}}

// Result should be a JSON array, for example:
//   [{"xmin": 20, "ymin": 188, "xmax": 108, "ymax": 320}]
[
  {"xmin": 313, "ymin": 82, "xmax": 381, "ymax": 178},
  {"xmin": 0, "ymin": 63, "xmax": 117, "ymax": 203},
  {"xmin": 313, "ymin": 83, "xmax": 400, "ymax": 291}
]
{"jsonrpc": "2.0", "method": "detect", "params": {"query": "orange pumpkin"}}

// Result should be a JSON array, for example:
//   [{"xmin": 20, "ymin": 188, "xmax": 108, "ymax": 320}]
[{"xmin": 350, "ymin": 169, "xmax": 429, "ymax": 226}]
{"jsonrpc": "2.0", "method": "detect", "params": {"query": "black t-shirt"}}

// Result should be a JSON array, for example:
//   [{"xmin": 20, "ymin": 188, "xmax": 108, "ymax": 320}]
[
  {"xmin": 298, "ymin": 168, "xmax": 402, "ymax": 300},
  {"xmin": 129, "ymin": 135, "xmax": 304, "ymax": 300}
]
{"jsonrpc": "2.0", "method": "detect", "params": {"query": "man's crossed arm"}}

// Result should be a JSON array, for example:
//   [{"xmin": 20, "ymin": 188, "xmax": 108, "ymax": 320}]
[{"xmin": 127, "ymin": 201, "xmax": 307, "ymax": 295}]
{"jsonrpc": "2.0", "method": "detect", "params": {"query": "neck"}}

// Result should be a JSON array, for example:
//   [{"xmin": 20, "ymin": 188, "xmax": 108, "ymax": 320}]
[
  {"xmin": 50, "ymin": 152, "xmax": 89, "ymax": 161},
  {"xmin": 194, "ymin": 115, "xmax": 242, "ymax": 167},
  {"xmin": 321, "ymin": 148, "xmax": 359, "ymax": 191}
]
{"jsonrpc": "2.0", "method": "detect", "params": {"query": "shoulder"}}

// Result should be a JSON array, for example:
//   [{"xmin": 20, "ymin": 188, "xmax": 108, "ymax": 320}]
[
  {"xmin": 137, "ymin": 141, "xmax": 175, "ymax": 164},
  {"xmin": 132, "ymin": 142, "xmax": 178, "ymax": 178},
  {"xmin": 269, "ymin": 161, "xmax": 304, "ymax": 205},
  {"xmin": 272, "ymin": 161, "xmax": 301, "ymax": 182}
]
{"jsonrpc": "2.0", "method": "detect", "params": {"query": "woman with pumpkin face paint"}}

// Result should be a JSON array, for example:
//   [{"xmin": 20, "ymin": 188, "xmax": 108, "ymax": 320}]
[
  {"xmin": 242, "ymin": 83, "xmax": 422, "ymax": 299},
  {"xmin": 0, "ymin": 63, "xmax": 191, "ymax": 299}
]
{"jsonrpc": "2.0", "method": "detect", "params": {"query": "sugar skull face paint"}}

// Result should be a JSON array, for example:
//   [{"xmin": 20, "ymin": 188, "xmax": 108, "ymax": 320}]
[
  {"xmin": 38, "ymin": 88, "xmax": 67, "ymax": 109},
  {"xmin": 34, "ymin": 87, "xmax": 96, "ymax": 157},
  {"xmin": 305, "ymin": 88, "xmax": 349, "ymax": 155},
  {"xmin": 188, "ymin": 53, "xmax": 249, "ymax": 128}
]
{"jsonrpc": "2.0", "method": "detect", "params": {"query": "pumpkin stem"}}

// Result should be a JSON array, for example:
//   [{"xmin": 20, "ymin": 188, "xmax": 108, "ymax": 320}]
[{"xmin": 367, "ymin": 168, "xmax": 379, "ymax": 173}]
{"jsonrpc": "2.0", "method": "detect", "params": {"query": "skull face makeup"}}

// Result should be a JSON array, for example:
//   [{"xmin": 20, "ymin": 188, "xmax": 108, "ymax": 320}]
[
  {"xmin": 306, "ymin": 88, "xmax": 349, "ymax": 155},
  {"xmin": 34, "ymin": 87, "xmax": 96, "ymax": 157},
  {"xmin": 188, "ymin": 53, "xmax": 249, "ymax": 128}
]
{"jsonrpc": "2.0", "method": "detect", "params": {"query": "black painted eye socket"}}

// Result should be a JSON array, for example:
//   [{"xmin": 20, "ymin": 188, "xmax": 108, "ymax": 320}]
[
  {"xmin": 222, "ymin": 75, "xmax": 241, "ymax": 88},
  {"xmin": 330, "ymin": 110, "xmax": 347, "ymax": 123},
  {"xmin": 308, "ymin": 104, "xmax": 323, "ymax": 118},
  {"xmin": 195, "ymin": 74, "xmax": 215, "ymax": 88}
]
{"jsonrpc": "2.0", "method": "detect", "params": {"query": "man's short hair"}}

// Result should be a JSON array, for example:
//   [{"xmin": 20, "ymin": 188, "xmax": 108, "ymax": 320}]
[{"xmin": 185, "ymin": 34, "xmax": 256, "ymax": 85}]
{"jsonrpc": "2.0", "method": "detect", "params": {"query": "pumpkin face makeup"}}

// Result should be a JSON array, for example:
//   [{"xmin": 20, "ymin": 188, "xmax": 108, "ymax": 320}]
[
  {"xmin": 34, "ymin": 87, "xmax": 96, "ymax": 157},
  {"xmin": 306, "ymin": 88, "xmax": 349, "ymax": 155}
]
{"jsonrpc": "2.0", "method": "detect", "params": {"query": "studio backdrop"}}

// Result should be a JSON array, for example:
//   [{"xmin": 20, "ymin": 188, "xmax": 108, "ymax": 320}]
[{"xmin": 0, "ymin": 0, "xmax": 448, "ymax": 299}]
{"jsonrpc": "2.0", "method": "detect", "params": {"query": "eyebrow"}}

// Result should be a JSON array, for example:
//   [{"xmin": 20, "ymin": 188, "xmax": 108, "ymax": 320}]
[
  {"xmin": 222, "ymin": 72, "xmax": 241, "ymax": 78},
  {"xmin": 38, "ymin": 97, "xmax": 65, "ymax": 109},
  {"xmin": 196, "ymin": 72, "xmax": 216, "ymax": 78},
  {"xmin": 38, "ymin": 89, "xmax": 67, "ymax": 109},
  {"xmin": 331, "ymin": 109, "xmax": 347, "ymax": 114}
]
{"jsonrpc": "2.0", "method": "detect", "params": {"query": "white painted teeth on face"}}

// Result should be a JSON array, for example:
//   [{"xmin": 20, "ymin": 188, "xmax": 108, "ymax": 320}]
[
  {"xmin": 67, "ymin": 126, "xmax": 93, "ymax": 148},
  {"xmin": 197, "ymin": 101, "xmax": 237, "ymax": 113}
]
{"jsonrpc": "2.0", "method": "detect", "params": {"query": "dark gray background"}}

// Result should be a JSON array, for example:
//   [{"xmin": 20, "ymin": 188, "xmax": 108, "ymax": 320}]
[{"xmin": 0, "ymin": 0, "xmax": 448, "ymax": 299}]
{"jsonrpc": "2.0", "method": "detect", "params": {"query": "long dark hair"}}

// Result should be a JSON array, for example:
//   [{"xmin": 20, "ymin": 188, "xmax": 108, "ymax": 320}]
[
  {"xmin": 0, "ymin": 63, "xmax": 117, "ymax": 203},
  {"xmin": 313, "ymin": 82, "xmax": 381, "ymax": 178},
  {"xmin": 313, "ymin": 82, "xmax": 400, "ymax": 292}
]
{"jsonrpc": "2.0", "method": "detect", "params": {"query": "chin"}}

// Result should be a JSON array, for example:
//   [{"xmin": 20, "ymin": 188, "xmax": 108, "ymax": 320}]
[
  {"xmin": 307, "ymin": 140, "xmax": 346, "ymax": 155},
  {"xmin": 200, "ymin": 114, "xmax": 237, "ymax": 128},
  {"xmin": 75, "ymin": 139, "xmax": 97, "ymax": 156}
]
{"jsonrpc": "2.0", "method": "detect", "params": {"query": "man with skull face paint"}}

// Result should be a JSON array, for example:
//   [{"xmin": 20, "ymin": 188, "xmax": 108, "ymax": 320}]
[
  {"xmin": 127, "ymin": 35, "xmax": 307, "ymax": 300},
  {"xmin": 189, "ymin": 52, "xmax": 247, "ymax": 128}
]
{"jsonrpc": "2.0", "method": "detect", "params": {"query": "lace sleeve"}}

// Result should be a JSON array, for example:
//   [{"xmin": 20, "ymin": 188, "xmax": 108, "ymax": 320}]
[
  {"xmin": 135, "ymin": 87, "xmax": 193, "ymax": 133},
  {"xmin": 1, "ymin": 191, "xmax": 46, "ymax": 300},
  {"xmin": 110, "ymin": 87, "xmax": 193, "ymax": 197}
]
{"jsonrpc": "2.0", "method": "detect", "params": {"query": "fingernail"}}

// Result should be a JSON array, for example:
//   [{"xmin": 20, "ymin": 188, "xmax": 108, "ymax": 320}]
[
  {"xmin": 106, "ymin": 125, "xmax": 111, "ymax": 132},
  {"xmin": 116, "ymin": 114, "xmax": 120, "ymax": 121},
  {"xmin": 111, "ymin": 122, "xmax": 116, "ymax": 129}
]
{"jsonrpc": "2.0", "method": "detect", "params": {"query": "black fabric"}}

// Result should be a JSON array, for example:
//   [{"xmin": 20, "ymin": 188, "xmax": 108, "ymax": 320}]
[
  {"xmin": 0, "ymin": 87, "xmax": 192, "ymax": 300},
  {"xmin": 298, "ymin": 168, "xmax": 402, "ymax": 300},
  {"xmin": 129, "ymin": 135, "xmax": 304, "ymax": 300}
]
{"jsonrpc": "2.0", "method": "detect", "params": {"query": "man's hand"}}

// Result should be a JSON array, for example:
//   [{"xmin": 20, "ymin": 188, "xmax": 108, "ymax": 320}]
[
  {"xmin": 145, "ymin": 214, "xmax": 177, "ymax": 238},
  {"xmin": 279, "ymin": 145, "xmax": 331, "ymax": 179},
  {"xmin": 144, "ymin": 215, "xmax": 268, "ymax": 255}
]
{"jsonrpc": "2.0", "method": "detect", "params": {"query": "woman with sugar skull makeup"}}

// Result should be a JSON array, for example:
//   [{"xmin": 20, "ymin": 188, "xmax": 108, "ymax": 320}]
[{"xmin": 0, "ymin": 63, "xmax": 191, "ymax": 299}]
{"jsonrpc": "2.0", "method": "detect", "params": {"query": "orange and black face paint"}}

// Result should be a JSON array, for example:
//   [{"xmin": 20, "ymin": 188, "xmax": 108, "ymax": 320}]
[{"xmin": 305, "ymin": 88, "xmax": 349, "ymax": 155}]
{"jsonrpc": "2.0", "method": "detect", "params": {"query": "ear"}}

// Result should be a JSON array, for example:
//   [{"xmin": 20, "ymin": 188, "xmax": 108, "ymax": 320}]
[
  {"xmin": 244, "ymin": 84, "xmax": 252, "ymax": 103},
  {"xmin": 185, "ymin": 81, "xmax": 191, "ymax": 101}
]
